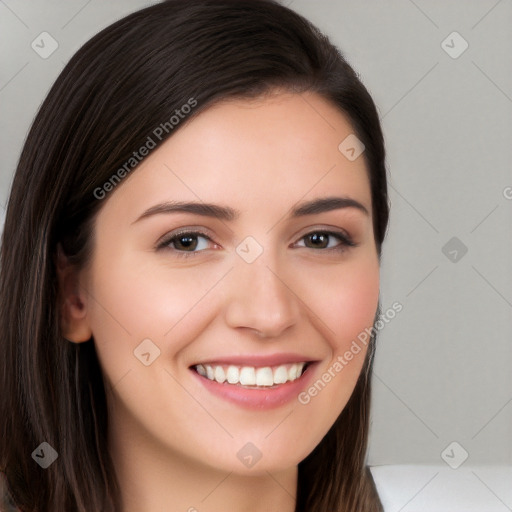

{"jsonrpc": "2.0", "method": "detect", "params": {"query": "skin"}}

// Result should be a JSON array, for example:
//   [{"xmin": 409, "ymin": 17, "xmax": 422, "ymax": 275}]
[{"xmin": 57, "ymin": 91, "xmax": 380, "ymax": 512}]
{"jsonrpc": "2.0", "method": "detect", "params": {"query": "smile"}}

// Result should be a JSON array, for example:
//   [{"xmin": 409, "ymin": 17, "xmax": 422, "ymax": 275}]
[
  {"xmin": 190, "ymin": 357, "xmax": 318, "ymax": 409},
  {"xmin": 193, "ymin": 362, "xmax": 308, "ymax": 387}
]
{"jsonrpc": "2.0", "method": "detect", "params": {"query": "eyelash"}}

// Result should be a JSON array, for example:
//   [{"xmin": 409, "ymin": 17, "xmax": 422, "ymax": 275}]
[{"xmin": 156, "ymin": 229, "xmax": 357, "ymax": 258}]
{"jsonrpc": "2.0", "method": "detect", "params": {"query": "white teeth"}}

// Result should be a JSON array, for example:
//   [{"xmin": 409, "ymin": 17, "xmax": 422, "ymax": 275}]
[
  {"xmin": 214, "ymin": 366, "xmax": 226, "ymax": 383},
  {"xmin": 226, "ymin": 365, "xmax": 239, "ymax": 384},
  {"xmin": 195, "ymin": 362, "xmax": 308, "ymax": 387},
  {"xmin": 273, "ymin": 365, "xmax": 288, "ymax": 384},
  {"xmin": 256, "ymin": 367, "xmax": 274, "ymax": 386},
  {"xmin": 239, "ymin": 366, "xmax": 256, "ymax": 385}
]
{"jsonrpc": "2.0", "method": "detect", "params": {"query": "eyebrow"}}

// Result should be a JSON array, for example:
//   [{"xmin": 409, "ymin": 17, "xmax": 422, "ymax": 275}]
[{"xmin": 131, "ymin": 196, "xmax": 369, "ymax": 225}]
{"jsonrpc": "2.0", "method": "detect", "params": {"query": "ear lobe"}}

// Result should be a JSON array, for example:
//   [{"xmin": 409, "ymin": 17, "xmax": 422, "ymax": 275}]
[{"xmin": 55, "ymin": 243, "xmax": 93, "ymax": 343}]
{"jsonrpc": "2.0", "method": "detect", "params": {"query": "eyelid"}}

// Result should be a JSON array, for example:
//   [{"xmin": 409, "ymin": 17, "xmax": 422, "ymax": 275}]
[{"xmin": 291, "ymin": 224, "xmax": 354, "ymax": 245}]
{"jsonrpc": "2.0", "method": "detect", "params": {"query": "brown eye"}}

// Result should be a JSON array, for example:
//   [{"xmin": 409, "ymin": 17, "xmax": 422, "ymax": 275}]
[
  {"xmin": 297, "ymin": 231, "xmax": 356, "ymax": 251},
  {"xmin": 172, "ymin": 234, "xmax": 199, "ymax": 251},
  {"xmin": 157, "ymin": 231, "xmax": 213, "ymax": 255},
  {"xmin": 304, "ymin": 233, "xmax": 330, "ymax": 249}
]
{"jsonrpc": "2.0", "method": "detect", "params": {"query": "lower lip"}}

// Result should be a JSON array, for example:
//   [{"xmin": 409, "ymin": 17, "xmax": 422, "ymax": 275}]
[{"xmin": 190, "ymin": 364, "xmax": 317, "ymax": 410}]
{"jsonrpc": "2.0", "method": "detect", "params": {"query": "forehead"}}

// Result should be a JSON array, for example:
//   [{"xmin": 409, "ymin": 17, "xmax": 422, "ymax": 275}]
[{"xmin": 98, "ymin": 91, "xmax": 372, "ymax": 223}]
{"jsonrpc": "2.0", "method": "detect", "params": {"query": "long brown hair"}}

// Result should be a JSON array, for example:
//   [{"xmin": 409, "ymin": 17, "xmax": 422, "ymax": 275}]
[{"xmin": 0, "ymin": 1, "xmax": 389, "ymax": 510}]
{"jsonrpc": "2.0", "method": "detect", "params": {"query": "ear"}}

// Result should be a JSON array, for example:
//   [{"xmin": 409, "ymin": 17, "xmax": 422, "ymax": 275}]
[{"xmin": 55, "ymin": 242, "xmax": 93, "ymax": 343}]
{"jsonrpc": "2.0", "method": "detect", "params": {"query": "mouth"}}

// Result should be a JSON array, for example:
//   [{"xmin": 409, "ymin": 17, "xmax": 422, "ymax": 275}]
[
  {"xmin": 189, "ymin": 356, "xmax": 318, "ymax": 409},
  {"xmin": 191, "ymin": 361, "xmax": 311, "ymax": 389}
]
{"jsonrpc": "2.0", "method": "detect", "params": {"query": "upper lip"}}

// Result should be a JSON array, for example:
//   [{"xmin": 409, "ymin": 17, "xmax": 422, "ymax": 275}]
[{"xmin": 190, "ymin": 352, "xmax": 317, "ymax": 368}]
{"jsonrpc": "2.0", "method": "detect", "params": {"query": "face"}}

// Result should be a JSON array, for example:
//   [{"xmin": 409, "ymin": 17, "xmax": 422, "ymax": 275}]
[{"xmin": 73, "ymin": 91, "xmax": 379, "ymax": 475}]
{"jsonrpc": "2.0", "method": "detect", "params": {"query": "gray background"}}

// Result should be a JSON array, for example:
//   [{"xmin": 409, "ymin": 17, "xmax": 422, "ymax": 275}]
[{"xmin": 1, "ymin": 0, "xmax": 511, "ymax": 474}]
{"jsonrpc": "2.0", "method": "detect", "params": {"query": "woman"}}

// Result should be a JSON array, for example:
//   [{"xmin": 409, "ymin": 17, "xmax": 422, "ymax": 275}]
[{"xmin": 0, "ymin": 0, "xmax": 389, "ymax": 510}]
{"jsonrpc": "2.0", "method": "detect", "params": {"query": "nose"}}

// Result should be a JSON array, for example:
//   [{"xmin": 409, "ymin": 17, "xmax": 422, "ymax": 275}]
[{"xmin": 223, "ymin": 253, "xmax": 300, "ymax": 339}]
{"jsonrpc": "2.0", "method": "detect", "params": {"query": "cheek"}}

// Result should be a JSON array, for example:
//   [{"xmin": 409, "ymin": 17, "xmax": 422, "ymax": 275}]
[
  {"xmin": 295, "ymin": 251, "xmax": 379, "ymax": 406},
  {"xmin": 301, "ymin": 253, "xmax": 380, "ymax": 351},
  {"xmin": 336, "ymin": 261, "xmax": 380, "ymax": 348},
  {"xmin": 290, "ymin": 254, "xmax": 379, "ymax": 451},
  {"xmin": 84, "ymin": 255, "xmax": 221, "ymax": 379}
]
